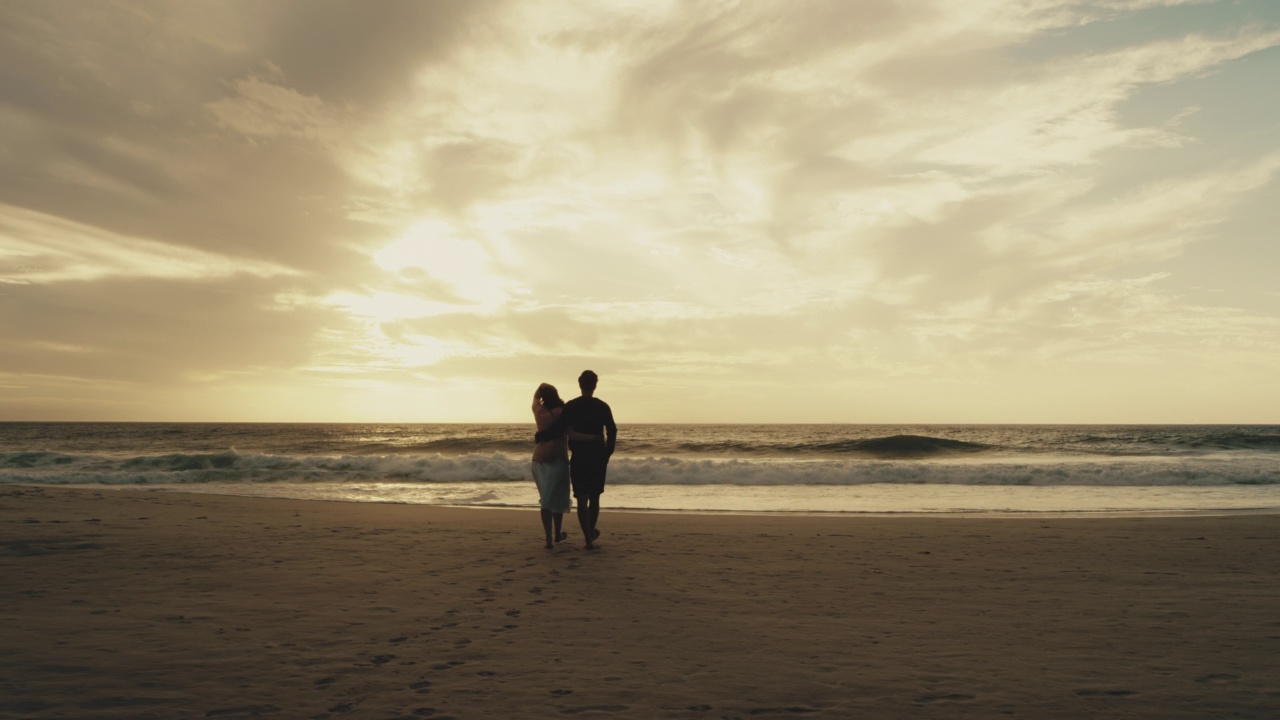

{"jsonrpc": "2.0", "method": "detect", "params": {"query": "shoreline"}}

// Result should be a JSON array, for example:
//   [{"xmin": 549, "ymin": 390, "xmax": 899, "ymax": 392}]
[
  {"xmin": 42, "ymin": 479, "xmax": 1280, "ymax": 517},
  {"xmin": 4, "ymin": 485, "xmax": 1280, "ymax": 719},
  {"xmin": 128, "ymin": 488, "xmax": 1280, "ymax": 519}
]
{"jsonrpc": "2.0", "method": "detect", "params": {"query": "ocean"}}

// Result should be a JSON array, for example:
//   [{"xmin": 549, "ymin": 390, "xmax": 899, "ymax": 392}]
[{"xmin": 2, "ymin": 422, "xmax": 1278, "ymax": 515}]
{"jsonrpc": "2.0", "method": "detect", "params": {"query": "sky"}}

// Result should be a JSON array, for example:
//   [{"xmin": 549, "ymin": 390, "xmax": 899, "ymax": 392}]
[{"xmin": 1, "ymin": 0, "xmax": 1278, "ymax": 424}]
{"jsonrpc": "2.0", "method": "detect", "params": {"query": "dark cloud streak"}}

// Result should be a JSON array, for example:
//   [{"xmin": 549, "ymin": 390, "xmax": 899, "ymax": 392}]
[{"xmin": 0, "ymin": 275, "xmax": 346, "ymax": 383}]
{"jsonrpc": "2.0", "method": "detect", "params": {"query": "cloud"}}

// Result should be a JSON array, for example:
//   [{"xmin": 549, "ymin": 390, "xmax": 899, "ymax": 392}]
[
  {"xmin": 0, "ymin": 203, "xmax": 296, "ymax": 284},
  {"xmin": 321, "ymin": 0, "xmax": 1280, "ymax": 379},
  {"xmin": 1, "ymin": 0, "xmax": 1278, "ymax": 420},
  {"xmin": 0, "ymin": 275, "xmax": 350, "ymax": 387},
  {"xmin": 206, "ymin": 75, "xmax": 340, "ymax": 142}
]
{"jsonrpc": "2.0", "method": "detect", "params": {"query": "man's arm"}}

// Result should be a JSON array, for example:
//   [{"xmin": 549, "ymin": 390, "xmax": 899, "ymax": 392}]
[
  {"xmin": 603, "ymin": 402, "xmax": 617, "ymax": 456},
  {"xmin": 534, "ymin": 406, "xmax": 569, "ymax": 444}
]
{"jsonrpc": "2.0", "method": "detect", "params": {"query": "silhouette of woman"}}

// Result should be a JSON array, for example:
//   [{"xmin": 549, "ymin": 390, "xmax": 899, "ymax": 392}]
[{"xmin": 531, "ymin": 383, "xmax": 571, "ymax": 548}]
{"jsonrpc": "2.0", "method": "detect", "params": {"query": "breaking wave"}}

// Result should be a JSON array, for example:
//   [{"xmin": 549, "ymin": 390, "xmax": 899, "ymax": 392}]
[{"xmin": 2, "ymin": 450, "xmax": 1276, "ymax": 487}]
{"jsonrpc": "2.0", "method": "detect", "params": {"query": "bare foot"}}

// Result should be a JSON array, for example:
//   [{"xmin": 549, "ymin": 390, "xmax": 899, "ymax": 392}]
[
  {"xmin": 544, "ymin": 539, "xmax": 554, "ymax": 549},
  {"xmin": 555, "ymin": 532, "xmax": 568, "ymax": 543},
  {"xmin": 592, "ymin": 528, "xmax": 601, "ymax": 540}
]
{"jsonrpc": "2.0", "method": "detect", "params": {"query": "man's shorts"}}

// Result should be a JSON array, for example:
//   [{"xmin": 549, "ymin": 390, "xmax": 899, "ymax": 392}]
[{"xmin": 570, "ymin": 448, "xmax": 609, "ymax": 499}]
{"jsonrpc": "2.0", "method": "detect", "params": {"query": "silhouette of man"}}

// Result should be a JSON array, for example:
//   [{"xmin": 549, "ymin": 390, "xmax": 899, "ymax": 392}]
[{"xmin": 536, "ymin": 370, "xmax": 616, "ymax": 549}]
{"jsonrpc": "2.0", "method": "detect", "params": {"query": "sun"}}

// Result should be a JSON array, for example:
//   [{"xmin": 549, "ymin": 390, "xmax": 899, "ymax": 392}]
[{"xmin": 372, "ymin": 219, "xmax": 511, "ymax": 311}]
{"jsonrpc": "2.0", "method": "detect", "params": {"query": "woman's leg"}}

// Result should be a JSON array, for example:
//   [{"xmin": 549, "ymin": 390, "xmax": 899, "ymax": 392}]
[{"xmin": 540, "ymin": 508, "xmax": 554, "ymax": 548}]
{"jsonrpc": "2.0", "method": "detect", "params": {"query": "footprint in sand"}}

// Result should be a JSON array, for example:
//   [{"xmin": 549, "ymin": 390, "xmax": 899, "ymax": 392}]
[
  {"xmin": 914, "ymin": 694, "xmax": 975, "ymax": 704},
  {"xmin": 205, "ymin": 704, "xmax": 281, "ymax": 716},
  {"xmin": 559, "ymin": 705, "xmax": 629, "ymax": 714},
  {"xmin": 1076, "ymin": 690, "xmax": 1136, "ymax": 697},
  {"xmin": 1196, "ymin": 674, "xmax": 1240, "ymax": 684},
  {"xmin": 550, "ymin": 689, "xmax": 573, "ymax": 697}
]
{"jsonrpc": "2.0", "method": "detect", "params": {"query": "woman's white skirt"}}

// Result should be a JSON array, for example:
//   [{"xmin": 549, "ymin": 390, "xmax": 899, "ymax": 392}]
[{"xmin": 531, "ymin": 458, "xmax": 572, "ymax": 513}]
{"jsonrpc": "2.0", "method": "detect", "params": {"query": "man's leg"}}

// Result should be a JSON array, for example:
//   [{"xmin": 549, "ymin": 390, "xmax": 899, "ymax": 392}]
[
  {"xmin": 553, "ymin": 457, "xmax": 570, "ymax": 542},
  {"xmin": 591, "ymin": 459, "xmax": 607, "ymax": 540},
  {"xmin": 577, "ymin": 498, "xmax": 595, "ymax": 549}
]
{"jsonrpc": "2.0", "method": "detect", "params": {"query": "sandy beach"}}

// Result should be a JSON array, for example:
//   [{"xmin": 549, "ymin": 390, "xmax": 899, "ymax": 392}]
[{"xmin": 2, "ymin": 486, "xmax": 1278, "ymax": 719}]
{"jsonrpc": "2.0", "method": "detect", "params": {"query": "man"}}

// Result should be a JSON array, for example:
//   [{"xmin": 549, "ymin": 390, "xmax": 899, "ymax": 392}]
[{"xmin": 536, "ymin": 370, "xmax": 616, "ymax": 549}]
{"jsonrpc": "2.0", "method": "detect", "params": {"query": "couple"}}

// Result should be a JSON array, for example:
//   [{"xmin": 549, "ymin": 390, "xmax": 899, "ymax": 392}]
[{"xmin": 530, "ymin": 370, "xmax": 617, "ymax": 550}]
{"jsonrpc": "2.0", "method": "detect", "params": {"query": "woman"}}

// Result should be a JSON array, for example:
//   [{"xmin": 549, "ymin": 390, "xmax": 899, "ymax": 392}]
[{"xmin": 531, "ymin": 383, "xmax": 571, "ymax": 548}]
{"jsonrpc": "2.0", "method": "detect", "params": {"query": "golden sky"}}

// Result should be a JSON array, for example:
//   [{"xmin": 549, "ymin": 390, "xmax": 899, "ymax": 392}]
[{"xmin": 2, "ymin": 0, "xmax": 1278, "ymax": 423}]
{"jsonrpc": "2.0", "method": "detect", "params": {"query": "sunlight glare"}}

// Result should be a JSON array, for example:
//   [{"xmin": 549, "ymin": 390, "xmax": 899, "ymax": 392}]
[{"xmin": 373, "ymin": 219, "xmax": 511, "ymax": 310}]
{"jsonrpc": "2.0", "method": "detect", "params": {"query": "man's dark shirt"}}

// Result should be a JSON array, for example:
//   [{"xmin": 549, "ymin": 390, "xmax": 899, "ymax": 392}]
[
  {"xmin": 535, "ymin": 396, "xmax": 616, "ymax": 455},
  {"xmin": 564, "ymin": 396, "xmax": 616, "ymax": 456}
]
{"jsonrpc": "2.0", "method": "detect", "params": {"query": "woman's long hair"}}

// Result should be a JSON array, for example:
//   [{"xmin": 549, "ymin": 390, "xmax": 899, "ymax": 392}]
[{"xmin": 539, "ymin": 384, "xmax": 565, "ymax": 410}]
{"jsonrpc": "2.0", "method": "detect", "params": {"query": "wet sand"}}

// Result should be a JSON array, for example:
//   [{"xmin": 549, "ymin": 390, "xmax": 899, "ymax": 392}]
[{"xmin": 2, "ymin": 485, "xmax": 1279, "ymax": 719}]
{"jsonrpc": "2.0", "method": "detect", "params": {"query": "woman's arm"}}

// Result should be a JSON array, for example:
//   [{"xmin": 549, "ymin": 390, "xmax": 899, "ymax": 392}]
[{"xmin": 533, "ymin": 383, "xmax": 555, "ymax": 415}]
